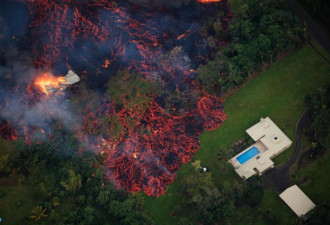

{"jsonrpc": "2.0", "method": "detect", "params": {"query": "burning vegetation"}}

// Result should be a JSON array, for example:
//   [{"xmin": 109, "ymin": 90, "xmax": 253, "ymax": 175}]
[{"xmin": 0, "ymin": 0, "xmax": 232, "ymax": 196}]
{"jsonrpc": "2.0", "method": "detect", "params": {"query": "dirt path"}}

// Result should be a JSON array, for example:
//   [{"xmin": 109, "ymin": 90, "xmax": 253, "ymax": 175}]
[{"xmin": 263, "ymin": 109, "xmax": 311, "ymax": 193}]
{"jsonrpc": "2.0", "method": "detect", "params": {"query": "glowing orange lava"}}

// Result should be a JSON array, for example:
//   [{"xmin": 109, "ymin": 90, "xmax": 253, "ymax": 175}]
[
  {"xmin": 198, "ymin": 0, "xmax": 221, "ymax": 3},
  {"xmin": 34, "ymin": 73, "xmax": 66, "ymax": 94},
  {"xmin": 103, "ymin": 59, "xmax": 111, "ymax": 68}
]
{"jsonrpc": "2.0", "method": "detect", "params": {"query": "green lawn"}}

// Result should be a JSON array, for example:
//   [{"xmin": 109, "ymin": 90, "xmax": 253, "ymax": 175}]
[
  {"xmin": 143, "ymin": 45, "xmax": 330, "ymax": 225},
  {"xmin": 290, "ymin": 133, "xmax": 330, "ymax": 207},
  {"xmin": 0, "ymin": 139, "xmax": 35, "ymax": 225},
  {"xmin": 0, "ymin": 175, "xmax": 35, "ymax": 225},
  {"xmin": 292, "ymin": 150, "xmax": 330, "ymax": 206},
  {"xmin": 0, "ymin": 45, "xmax": 328, "ymax": 225}
]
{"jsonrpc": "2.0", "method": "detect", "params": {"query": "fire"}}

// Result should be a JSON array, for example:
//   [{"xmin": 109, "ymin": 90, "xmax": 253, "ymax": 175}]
[
  {"xmin": 198, "ymin": 0, "xmax": 221, "ymax": 3},
  {"xmin": 34, "ymin": 73, "xmax": 66, "ymax": 94},
  {"xmin": 0, "ymin": 0, "xmax": 233, "ymax": 196},
  {"xmin": 103, "ymin": 59, "xmax": 111, "ymax": 68}
]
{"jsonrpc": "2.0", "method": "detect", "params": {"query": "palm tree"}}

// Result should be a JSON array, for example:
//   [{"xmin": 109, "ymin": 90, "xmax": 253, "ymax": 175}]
[
  {"xmin": 29, "ymin": 206, "xmax": 48, "ymax": 221},
  {"xmin": 217, "ymin": 148, "xmax": 234, "ymax": 170},
  {"xmin": 60, "ymin": 170, "xmax": 82, "ymax": 195},
  {"xmin": 233, "ymin": 180, "xmax": 248, "ymax": 205}
]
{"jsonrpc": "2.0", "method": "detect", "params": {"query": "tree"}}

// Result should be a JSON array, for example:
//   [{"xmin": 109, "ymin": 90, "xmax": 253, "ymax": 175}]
[
  {"xmin": 106, "ymin": 70, "xmax": 161, "ymax": 112},
  {"xmin": 246, "ymin": 188, "xmax": 263, "ymax": 206},
  {"xmin": 196, "ymin": 56, "xmax": 230, "ymax": 94},
  {"xmin": 0, "ymin": 154, "xmax": 10, "ymax": 175},
  {"xmin": 60, "ymin": 170, "xmax": 82, "ymax": 195},
  {"xmin": 29, "ymin": 205, "xmax": 48, "ymax": 221},
  {"xmin": 108, "ymin": 114, "xmax": 125, "ymax": 141},
  {"xmin": 233, "ymin": 180, "xmax": 248, "ymax": 205},
  {"xmin": 184, "ymin": 171, "xmax": 215, "ymax": 197},
  {"xmin": 217, "ymin": 147, "xmax": 234, "ymax": 170},
  {"xmin": 309, "ymin": 205, "xmax": 330, "ymax": 225},
  {"xmin": 304, "ymin": 86, "xmax": 329, "ymax": 140},
  {"xmin": 191, "ymin": 160, "xmax": 202, "ymax": 172},
  {"xmin": 191, "ymin": 187, "xmax": 222, "ymax": 212},
  {"xmin": 178, "ymin": 217, "xmax": 194, "ymax": 225}
]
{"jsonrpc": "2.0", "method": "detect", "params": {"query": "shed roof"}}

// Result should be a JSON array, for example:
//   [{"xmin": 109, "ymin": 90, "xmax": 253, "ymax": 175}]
[{"xmin": 279, "ymin": 185, "xmax": 315, "ymax": 217}]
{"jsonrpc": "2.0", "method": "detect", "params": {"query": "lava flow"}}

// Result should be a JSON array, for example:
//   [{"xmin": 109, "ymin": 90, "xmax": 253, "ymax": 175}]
[
  {"xmin": 198, "ymin": 0, "xmax": 221, "ymax": 3},
  {"xmin": 0, "ymin": 0, "xmax": 232, "ymax": 196}
]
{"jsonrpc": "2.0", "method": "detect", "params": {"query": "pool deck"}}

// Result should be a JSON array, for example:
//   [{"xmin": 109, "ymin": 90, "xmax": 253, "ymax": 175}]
[{"xmin": 229, "ymin": 117, "xmax": 292, "ymax": 179}]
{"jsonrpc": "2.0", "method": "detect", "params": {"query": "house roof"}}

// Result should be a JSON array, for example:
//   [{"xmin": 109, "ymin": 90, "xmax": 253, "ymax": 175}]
[
  {"xmin": 279, "ymin": 185, "xmax": 316, "ymax": 217},
  {"xmin": 229, "ymin": 117, "xmax": 292, "ymax": 179},
  {"xmin": 246, "ymin": 117, "xmax": 292, "ymax": 158}
]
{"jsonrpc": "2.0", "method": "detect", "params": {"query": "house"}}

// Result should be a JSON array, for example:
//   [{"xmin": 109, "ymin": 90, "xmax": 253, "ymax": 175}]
[{"xmin": 229, "ymin": 117, "xmax": 292, "ymax": 179}]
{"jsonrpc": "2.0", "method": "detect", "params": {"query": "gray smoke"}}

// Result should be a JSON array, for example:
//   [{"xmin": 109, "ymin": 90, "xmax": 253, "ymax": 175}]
[
  {"xmin": 128, "ymin": 0, "xmax": 195, "ymax": 8},
  {"xmin": 0, "ymin": 46, "xmax": 80, "ymax": 139}
]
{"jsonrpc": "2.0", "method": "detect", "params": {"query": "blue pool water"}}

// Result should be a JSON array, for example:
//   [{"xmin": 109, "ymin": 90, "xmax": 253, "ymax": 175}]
[{"xmin": 236, "ymin": 147, "xmax": 260, "ymax": 164}]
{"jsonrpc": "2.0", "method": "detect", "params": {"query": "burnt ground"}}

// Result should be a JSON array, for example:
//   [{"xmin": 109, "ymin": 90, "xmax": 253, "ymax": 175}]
[{"xmin": 263, "ymin": 109, "xmax": 311, "ymax": 193}]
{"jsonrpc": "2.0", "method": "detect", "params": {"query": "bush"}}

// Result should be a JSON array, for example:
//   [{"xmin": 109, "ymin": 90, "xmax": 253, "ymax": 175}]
[
  {"xmin": 246, "ymin": 188, "xmax": 263, "ymax": 206},
  {"xmin": 171, "ymin": 205, "xmax": 183, "ymax": 217}
]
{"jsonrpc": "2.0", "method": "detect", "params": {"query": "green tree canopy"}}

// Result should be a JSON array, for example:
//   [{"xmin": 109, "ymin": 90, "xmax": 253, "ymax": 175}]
[{"xmin": 60, "ymin": 169, "xmax": 82, "ymax": 195}]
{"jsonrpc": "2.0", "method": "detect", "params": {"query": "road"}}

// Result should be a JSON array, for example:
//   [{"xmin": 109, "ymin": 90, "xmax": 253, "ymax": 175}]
[{"xmin": 284, "ymin": 0, "xmax": 330, "ymax": 55}]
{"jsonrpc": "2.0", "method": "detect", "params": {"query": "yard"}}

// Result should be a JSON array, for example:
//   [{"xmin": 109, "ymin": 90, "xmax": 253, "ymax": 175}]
[
  {"xmin": 0, "ymin": 43, "xmax": 329, "ymax": 225},
  {"xmin": 143, "ymin": 45, "xmax": 330, "ymax": 224}
]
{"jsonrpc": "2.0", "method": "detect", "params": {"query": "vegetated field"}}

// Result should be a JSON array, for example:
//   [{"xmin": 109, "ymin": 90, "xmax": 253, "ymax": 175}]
[
  {"xmin": 0, "ymin": 139, "xmax": 35, "ymax": 225},
  {"xmin": 292, "ymin": 141, "xmax": 330, "ymax": 207},
  {"xmin": 143, "ymin": 45, "xmax": 330, "ymax": 225},
  {"xmin": 0, "ymin": 45, "xmax": 329, "ymax": 225}
]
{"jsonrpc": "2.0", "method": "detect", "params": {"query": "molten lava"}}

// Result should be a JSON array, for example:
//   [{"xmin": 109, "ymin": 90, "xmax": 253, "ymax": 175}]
[
  {"xmin": 34, "ymin": 73, "xmax": 66, "ymax": 94},
  {"xmin": 198, "ymin": 0, "xmax": 221, "ymax": 3},
  {"xmin": 0, "ymin": 0, "xmax": 233, "ymax": 196}
]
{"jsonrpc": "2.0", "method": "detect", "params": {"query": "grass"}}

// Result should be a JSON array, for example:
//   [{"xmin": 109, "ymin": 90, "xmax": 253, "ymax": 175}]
[
  {"xmin": 292, "ymin": 149, "xmax": 330, "ymax": 206},
  {"xmin": 143, "ymin": 45, "xmax": 330, "ymax": 225},
  {"xmin": 0, "ymin": 139, "xmax": 34, "ymax": 225},
  {"xmin": 290, "ymin": 132, "xmax": 330, "ymax": 207},
  {"xmin": 0, "ymin": 45, "xmax": 328, "ymax": 225},
  {"xmin": 228, "ymin": 189, "xmax": 293, "ymax": 225},
  {"xmin": 0, "ymin": 174, "xmax": 35, "ymax": 225}
]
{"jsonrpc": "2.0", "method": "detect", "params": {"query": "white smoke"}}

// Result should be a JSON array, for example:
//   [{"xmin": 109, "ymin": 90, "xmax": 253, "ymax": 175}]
[{"xmin": 0, "ymin": 47, "xmax": 80, "ymax": 140}]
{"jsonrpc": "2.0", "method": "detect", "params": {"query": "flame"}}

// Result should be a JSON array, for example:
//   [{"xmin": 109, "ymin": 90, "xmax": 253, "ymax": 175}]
[
  {"xmin": 0, "ymin": 0, "xmax": 233, "ymax": 196},
  {"xmin": 198, "ymin": 0, "xmax": 221, "ymax": 3},
  {"xmin": 133, "ymin": 152, "xmax": 139, "ymax": 159},
  {"xmin": 103, "ymin": 59, "xmax": 111, "ymax": 68},
  {"xmin": 34, "ymin": 73, "xmax": 66, "ymax": 94}
]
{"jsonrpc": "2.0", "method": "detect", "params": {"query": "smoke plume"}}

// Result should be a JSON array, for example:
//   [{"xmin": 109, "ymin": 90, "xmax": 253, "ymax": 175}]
[{"xmin": 0, "ymin": 47, "xmax": 80, "ymax": 140}]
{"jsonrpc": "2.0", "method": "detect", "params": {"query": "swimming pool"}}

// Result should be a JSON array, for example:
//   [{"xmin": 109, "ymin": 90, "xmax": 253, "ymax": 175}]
[{"xmin": 236, "ymin": 146, "xmax": 260, "ymax": 164}]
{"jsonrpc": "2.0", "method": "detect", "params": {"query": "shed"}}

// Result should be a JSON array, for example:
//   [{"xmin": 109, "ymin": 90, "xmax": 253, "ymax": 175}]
[{"xmin": 279, "ymin": 185, "xmax": 315, "ymax": 217}]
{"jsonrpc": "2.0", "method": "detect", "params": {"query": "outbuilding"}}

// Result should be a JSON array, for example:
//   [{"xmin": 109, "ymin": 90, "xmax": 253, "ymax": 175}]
[{"xmin": 279, "ymin": 185, "xmax": 315, "ymax": 217}]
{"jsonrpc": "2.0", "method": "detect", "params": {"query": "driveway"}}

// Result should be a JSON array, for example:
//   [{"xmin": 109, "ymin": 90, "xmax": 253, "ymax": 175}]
[{"xmin": 263, "ymin": 109, "xmax": 311, "ymax": 193}]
